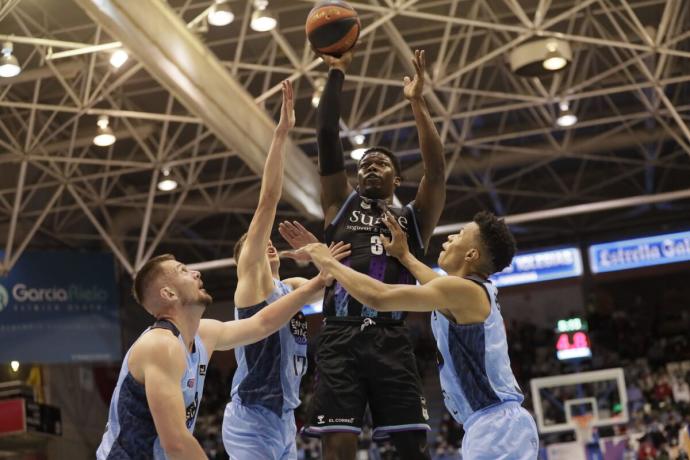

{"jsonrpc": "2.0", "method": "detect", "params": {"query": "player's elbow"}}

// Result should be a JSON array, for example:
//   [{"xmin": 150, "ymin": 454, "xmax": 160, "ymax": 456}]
[
  {"xmin": 365, "ymin": 291, "xmax": 392, "ymax": 311},
  {"xmin": 160, "ymin": 432, "xmax": 191, "ymax": 455},
  {"xmin": 253, "ymin": 311, "xmax": 278, "ymax": 339}
]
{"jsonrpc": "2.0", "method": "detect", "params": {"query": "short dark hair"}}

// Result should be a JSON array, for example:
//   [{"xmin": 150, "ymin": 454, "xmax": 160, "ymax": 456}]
[
  {"xmin": 358, "ymin": 146, "xmax": 402, "ymax": 178},
  {"xmin": 233, "ymin": 232, "xmax": 248, "ymax": 262},
  {"xmin": 473, "ymin": 211, "xmax": 516, "ymax": 274},
  {"xmin": 132, "ymin": 254, "xmax": 176, "ymax": 305}
]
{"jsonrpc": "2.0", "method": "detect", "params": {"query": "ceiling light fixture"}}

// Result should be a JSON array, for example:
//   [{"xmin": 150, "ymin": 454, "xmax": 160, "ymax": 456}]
[
  {"xmin": 350, "ymin": 148, "xmax": 367, "ymax": 160},
  {"xmin": 352, "ymin": 132, "xmax": 366, "ymax": 146},
  {"xmin": 208, "ymin": 0, "xmax": 235, "ymax": 26},
  {"xmin": 251, "ymin": 0, "xmax": 277, "ymax": 32},
  {"xmin": 0, "ymin": 42, "xmax": 21, "ymax": 78},
  {"xmin": 543, "ymin": 41, "xmax": 567, "ymax": 71},
  {"xmin": 93, "ymin": 115, "xmax": 116, "ymax": 147},
  {"xmin": 10, "ymin": 361, "xmax": 19, "ymax": 372},
  {"xmin": 109, "ymin": 49, "xmax": 129, "ymax": 69},
  {"xmin": 157, "ymin": 167, "xmax": 178, "ymax": 192},
  {"xmin": 556, "ymin": 101, "xmax": 578, "ymax": 127}
]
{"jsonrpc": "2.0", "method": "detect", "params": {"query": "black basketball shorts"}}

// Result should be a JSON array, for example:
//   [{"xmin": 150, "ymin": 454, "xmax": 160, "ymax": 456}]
[{"xmin": 302, "ymin": 317, "xmax": 430, "ymax": 440}]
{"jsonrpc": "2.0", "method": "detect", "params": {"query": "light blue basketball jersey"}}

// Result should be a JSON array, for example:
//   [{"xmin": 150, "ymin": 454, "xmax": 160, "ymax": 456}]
[
  {"xmin": 430, "ymin": 275, "xmax": 523, "ymax": 426},
  {"xmin": 96, "ymin": 320, "xmax": 209, "ymax": 460},
  {"xmin": 230, "ymin": 279, "xmax": 308, "ymax": 415}
]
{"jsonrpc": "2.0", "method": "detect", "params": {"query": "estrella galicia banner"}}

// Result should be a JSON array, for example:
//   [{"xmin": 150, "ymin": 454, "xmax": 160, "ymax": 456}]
[
  {"xmin": 589, "ymin": 230, "xmax": 690, "ymax": 274},
  {"xmin": 0, "ymin": 251, "xmax": 121, "ymax": 363}
]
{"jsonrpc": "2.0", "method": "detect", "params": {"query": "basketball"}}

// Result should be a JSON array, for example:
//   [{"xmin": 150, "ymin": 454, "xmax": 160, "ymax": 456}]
[{"xmin": 306, "ymin": 1, "xmax": 360, "ymax": 57}]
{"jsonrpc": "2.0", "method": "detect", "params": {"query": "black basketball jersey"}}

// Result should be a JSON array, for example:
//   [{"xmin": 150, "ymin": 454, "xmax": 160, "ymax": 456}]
[{"xmin": 323, "ymin": 191, "xmax": 425, "ymax": 319}]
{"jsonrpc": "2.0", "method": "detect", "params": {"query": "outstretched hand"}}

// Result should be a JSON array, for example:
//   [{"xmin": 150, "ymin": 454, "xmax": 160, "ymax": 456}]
[
  {"xmin": 403, "ymin": 49, "xmax": 427, "ymax": 101},
  {"xmin": 278, "ymin": 221, "xmax": 350, "ymax": 286},
  {"xmin": 278, "ymin": 221, "xmax": 319, "ymax": 262},
  {"xmin": 318, "ymin": 49, "xmax": 353, "ymax": 73},
  {"xmin": 276, "ymin": 79, "xmax": 295, "ymax": 134},
  {"xmin": 380, "ymin": 211, "xmax": 410, "ymax": 260}
]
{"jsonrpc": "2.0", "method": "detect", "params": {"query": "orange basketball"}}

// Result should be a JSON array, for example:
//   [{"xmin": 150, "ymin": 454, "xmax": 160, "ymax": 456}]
[{"xmin": 306, "ymin": 1, "xmax": 360, "ymax": 57}]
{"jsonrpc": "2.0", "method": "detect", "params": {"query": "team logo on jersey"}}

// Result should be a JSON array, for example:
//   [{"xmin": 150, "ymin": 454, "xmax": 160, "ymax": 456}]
[
  {"xmin": 199, "ymin": 364, "xmax": 206, "ymax": 376},
  {"xmin": 187, "ymin": 378, "xmax": 195, "ymax": 388},
  {"xmin": 289, "ymin": 312, "xmax": 307, "ymax": 345},
  {"xmin": 317, "ymin": 415, "xmax": 325, "ymax": 424},
  {"xmin": 185, "ymin": 393, "xmax": 198, "ymax": 428},
  {"xmin": 347, "ymin": 210, "xmax": 409, "ymax": 232},
  {"xmin": 421, "ymin": 397, "xmax": 429, "ymax": 421},
  {"xmin": 360, "ymin": 200, "xmax": 371, "ymax": 210}
]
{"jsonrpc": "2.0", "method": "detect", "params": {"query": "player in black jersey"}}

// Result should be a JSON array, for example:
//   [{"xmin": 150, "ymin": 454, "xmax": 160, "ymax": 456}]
[{"xmin": 298, "ymin": 48, "xmax": 446, "ymax": 460}]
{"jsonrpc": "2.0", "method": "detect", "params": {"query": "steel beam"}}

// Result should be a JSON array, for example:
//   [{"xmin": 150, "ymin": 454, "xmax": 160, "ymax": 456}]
[{"xmin": 74, "ymin": 0, "xmax": 323, "ymax": 219}]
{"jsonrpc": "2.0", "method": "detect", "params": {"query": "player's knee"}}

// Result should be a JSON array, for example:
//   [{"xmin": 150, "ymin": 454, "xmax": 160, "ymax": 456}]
[
  {"xmin": 389, "ymin": 430, "xmax": 431, "ymax": 460},
  {"xmin": 322, "ymin": 432, "xmax": 358, "ymax": 460}
]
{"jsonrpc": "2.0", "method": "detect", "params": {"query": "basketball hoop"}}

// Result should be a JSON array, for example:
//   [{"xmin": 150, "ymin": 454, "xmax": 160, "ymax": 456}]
[{"xmin": 573, "ymin": 414, "xmax": 594, "ymax": 446}]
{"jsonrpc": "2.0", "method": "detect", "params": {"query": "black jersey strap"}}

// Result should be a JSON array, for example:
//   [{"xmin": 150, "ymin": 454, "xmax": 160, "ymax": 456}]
[
  {"xmin": 463, "ymin": 275, "xmax": 492, "ymax": 304},
  {"xmin": 153, "ymin": 319, "xmax": 197, "ymax": 353},
  {"xmin": 152, "ymin": 318, "xmax": 180, "ymax": 336}
]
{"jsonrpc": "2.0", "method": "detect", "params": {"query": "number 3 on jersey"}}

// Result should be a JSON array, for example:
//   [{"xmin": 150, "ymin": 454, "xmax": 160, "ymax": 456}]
[{"xmin": 371, "ymin": 235, "xmax": 384, "ymax": 255}]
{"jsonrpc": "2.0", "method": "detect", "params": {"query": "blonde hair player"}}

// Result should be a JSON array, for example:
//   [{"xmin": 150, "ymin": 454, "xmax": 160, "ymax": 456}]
[{"xmin": 222, "ymin": 80, "xmax": 350, "ymax": 460}]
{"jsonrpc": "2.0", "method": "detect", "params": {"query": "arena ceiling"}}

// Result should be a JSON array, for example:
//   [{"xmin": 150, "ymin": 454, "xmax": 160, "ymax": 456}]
[{"xmin": 1, "ymin": 0, "xmax": 689, "ymax": 279}]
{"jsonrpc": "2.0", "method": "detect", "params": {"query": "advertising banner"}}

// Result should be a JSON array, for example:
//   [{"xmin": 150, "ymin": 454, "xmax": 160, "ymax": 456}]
[{"xmin": 0, "ymin": 252, "xmax": 121, "ymax": 363}]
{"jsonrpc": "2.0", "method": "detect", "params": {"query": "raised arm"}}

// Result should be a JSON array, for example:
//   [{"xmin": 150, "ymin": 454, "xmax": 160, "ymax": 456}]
[
  {"xmin": 139, "ymin": 336, "xmax": 207, "ymax": 460},
  {"xmin": 201, "ymin": 276, "xmax": 325, "ymax": 351},
  {"xmin": 302, "ymin": 243, "xmax": 488, "ymax": 323},
  {"xmin": 317, "ymin": 52, "xmax": 355, "ymax": 224},
  {"xmin": 235, "ymin": 81, "xmax": 294, "ymax": 304},
  {"xmin": 380, "ymin": 211, "xmax": 441, "ymax": 285},
  {"xmin": 404, "ymin": 50, "xmax": 446, "ymax": 247}
]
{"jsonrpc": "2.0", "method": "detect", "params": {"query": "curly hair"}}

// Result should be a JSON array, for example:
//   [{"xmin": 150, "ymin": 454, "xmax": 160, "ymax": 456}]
[{"xmin": 473, "ymin": 211, "xmax": 516, "ymax": 273}]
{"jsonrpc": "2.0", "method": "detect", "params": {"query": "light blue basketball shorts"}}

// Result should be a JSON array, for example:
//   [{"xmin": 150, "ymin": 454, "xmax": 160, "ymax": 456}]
[
  {"xmin": 462, "ymin": 401, "xmax": 539, "ymax": 460},
  {"xmin": 222, "ymin": 399, "xmax": 297, "ymax": 460}
]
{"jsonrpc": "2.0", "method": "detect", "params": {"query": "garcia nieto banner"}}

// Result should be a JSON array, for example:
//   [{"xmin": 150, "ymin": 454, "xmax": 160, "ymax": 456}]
[{"xmin": 0, "ymin": 251, "xmax": 121, "ymax": 363}]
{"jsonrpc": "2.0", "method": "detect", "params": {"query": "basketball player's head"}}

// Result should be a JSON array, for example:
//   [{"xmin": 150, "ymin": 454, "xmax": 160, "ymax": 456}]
[
  {"xmin": 132, "ymin": 254, "xmax": 212, "ymax": 317},
  {"xmin": 357, "ymin": 147, "xmax": 402, "ymax": 200},
  {"xmin": 438, "ymin": 211, "xmax": 516, "ymax": 276},
  {"xmin": 233, "ymin": 233, "xmax": 280, "ymax": 274}
]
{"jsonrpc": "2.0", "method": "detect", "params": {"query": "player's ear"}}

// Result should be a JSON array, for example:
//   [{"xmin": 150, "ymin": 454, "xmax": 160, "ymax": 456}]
[
  {"xmin": 160, "ymin": 286, "xmax": 177, "ymax": 302},
  {"xmin": 393, "ymin": 176, "xmax": 401, "ymax": 187},
  {"xmin": 465, "ymin": 248, "xmax": 480, "ymax": 262}
]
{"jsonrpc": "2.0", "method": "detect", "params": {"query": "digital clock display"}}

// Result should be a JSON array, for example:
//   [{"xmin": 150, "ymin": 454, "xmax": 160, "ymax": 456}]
[{"xmin": 555, "ymin": 317, "xmax": 592, "ymax": 361}]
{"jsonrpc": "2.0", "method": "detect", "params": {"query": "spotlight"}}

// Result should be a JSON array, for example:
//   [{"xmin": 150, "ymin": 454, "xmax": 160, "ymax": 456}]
[
  {"xmin": 543, "ymin": 41, "xmax": 567, "ymax": 71},
  {"xmin": 311, "ymin": 77, "xmax": 325, "ymax": 108},
  {"xmin": 0, "ymin": 42, "xmax": 21, "ymax": 78},
  {"xmin": 157, "ymin": 167, "xmax": 178, "ymax": 192},
  {"xmin": 10, "ymin": 361, "xmax": 19, "ymax": 372},
  {"xmin": 556, "ymin": 101, "xmax": 577, "ymax": 127},
  {"xmin": 509, "ymin": 38, "xmax": 571, "ymax": 77},
  {"xmin": 93, "ymin": 115, "xmax": 116, "ymax": 147},
  {"xmin": 208, "ymin": 0, "xmax": 235, "ymax": 26},
  {"xmin": 350, "ymin": 148, "xmax": 367, "ymax": 160},
  {"xmin": 109, "ymin": 49, "xmax": 129, "ymax": 69},
  {"xmin": 352, "ymin": 132, "xmax": 366, "ymax": 146},
  {"xmin": 251, "ymin": 0, "xmax": 277, "ymax": 32}
]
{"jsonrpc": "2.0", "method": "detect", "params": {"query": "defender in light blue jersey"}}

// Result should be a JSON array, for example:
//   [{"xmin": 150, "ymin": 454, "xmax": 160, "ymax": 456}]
[
  {"xmin": 97, "ymin": 250, "xmax": 330, "ymax": 459},
  {"xmin": 221, "ymin": 80, "xmax": 350, "ymax": 460},
  {"xmin": 294, "ymin": 210, "xmax": 539, "ymax": 460}
]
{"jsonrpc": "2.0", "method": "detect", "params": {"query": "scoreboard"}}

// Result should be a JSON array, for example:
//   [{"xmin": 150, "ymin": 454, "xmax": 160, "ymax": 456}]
[{"xmin": 555, "ymin": 317, "xmax": 592, "ymax": 361}]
